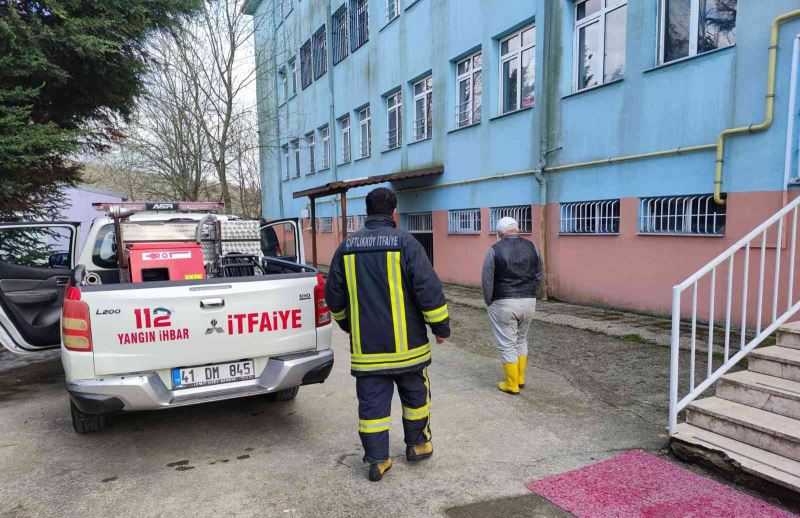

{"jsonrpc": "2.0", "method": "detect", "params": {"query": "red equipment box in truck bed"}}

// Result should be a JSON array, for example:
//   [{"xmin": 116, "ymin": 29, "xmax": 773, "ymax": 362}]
[{"xmin": 127, "ymin": 242, "xmax": 205, "ymax": 282}]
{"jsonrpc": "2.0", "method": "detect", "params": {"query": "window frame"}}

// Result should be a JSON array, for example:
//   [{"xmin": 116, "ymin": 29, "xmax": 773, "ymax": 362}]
[
  {"xmin": 340, "ymin": 115, "xmax": 351, "ymax": 164},
  {"xmin": 282, "ymin": 144, "xmax": 290, "ymax": 181},
  {"xmin": 638, "ymin": 194, "xmax": 726, "ymax": 236},
  {"xmin": 448, "ymin": 208, "xmax": 482, "ymax": 234},
  {"xmin": 359, "ymin": 106, "xmax": 371, "ymax": 158},
  {"xmin": 320, "ymin": 125, "xmax": 330, "ymax": 169},
  {"xmin": 300, "ymin": 40, "xmax": 313, "ymax": 89},
  {"xmin": 559, "ymin": 199, "xmax": 621, "ymax": 235},
  {"xmin": 306, "ymin": 132, "xmax": 316, "ymax": 174},
  {"xmin": 657, "ymin": 0, "xmax": 737, "ymax": 65},
  {"xmin": 573, "ymin": 0, "xmax": 628, "ymax": 92},
  {"xmin": 386, "ymin": 0, "xmax": 400, "ymax": 22},
  {"xmin": 498, "ymin": 24, "xmax": 536, "ymax": 115},
  {"xmin": 333, "ymin": 4, "xmax": 350, "ymax": 65},
  {"xmin": 288, "ymin": 57, "xmax": 298, "ymax": 97},
  {"xmin": 413, "ymin": 76, "xmax": 432, "ymax": 142},
  {"xmin": 349, "ymin": 0, "xmax": 369, "ymax": 52},
  {"xmin": 387, "ymin": 91, "xmax": 403, "ymax": 150},
  {"xmin": 291, "ymin": 139, "xmax": 301, "ymax": 178},
  {"xmin": 279, "ymin": 66, "xmax": 288, "ymax": 104},
  {"xmin": 489, "ymin": 205, "xmax": 532, "ymax": 234},
  {"xmin": 456, "ymin": 51, "xmax": 482, "ymax": 127}
]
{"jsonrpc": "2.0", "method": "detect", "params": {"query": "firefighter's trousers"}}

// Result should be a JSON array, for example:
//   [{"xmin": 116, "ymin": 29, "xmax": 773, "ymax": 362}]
[{"xmin": 356, "ymin": 368, "xmax": 431, "ymax": 463}]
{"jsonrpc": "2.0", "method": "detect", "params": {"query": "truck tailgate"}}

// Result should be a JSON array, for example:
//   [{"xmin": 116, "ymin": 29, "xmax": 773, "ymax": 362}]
[{"xmin": 83, "ymin": 275, "xmax": 318, "ymax": 376}]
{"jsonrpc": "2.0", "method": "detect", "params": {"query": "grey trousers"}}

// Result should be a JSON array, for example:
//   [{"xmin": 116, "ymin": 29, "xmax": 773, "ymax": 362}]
[{"xmin": 487, "ymin": 298, "xmax": 537, "ymax": 364}]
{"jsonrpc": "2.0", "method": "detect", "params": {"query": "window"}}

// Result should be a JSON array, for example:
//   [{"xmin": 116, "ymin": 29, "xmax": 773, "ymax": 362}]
[
  {"xmin": 489, "ymin": 206, "xmax": 532, "ymax": 234},
  {"xmin": 387, "ymin": 0, "xmax": 399, "ymax": 21},
  {"xmin": 448, "ymin": 209, "xmax": 481, "ymax": 234},
  {"xmin": 349, "ymin": 0, "xmax": 369, "ymax": 51},
  {"xmin": 300, "ymin": 40, "xmax": 312, "ymax": 89},
  {"xmin": 456, "ymin": 52, "xmax": 482, "ymax": 127},
  {"xmin": 340, "ymin": 116, "xmax": 351, "ymax": 163},
  {"xmin": 0, "ymin": 225, "xmax": 74, "ymax": 268},
  {"xmin": 387, "ymin": 91, "xmax": 402, "ymax": 149},
  {"xmin": 278, "ymin": 66, "xmax": 288, "ymax": 103},
  {"xmin": 288, "ymin": 58, "xmax": 297, "ymax": 97},
  {"xmin": 313, "ymin": 25, "xmax": 327, "ymax": 80},
  {"xmin": 91, "ymin": 224, "xmax": 117, "ymax": 269},
  {"xmin": 318, "ymin": 217, "xmax": 334, "ymax": 233},
  {"xmin": 291, "ymin": 139, "xmax": 301, "ymax": 177},
  {"xmin": 345, "ymin": 215, "xmax": 357, "ymax": 232},
  {"xmin": 639, "ymin": 194, "xmax": 726, "ymax": 235},
  {"xmin": 320, "ymin": 126, "xmax": 330, "ymax": 169},
  {"xmin": 359, "ymin": 106, "xmax": 371, "ymax": 158},
  {"xmin": 560, "ymin": 200, "xmax": 620, "ymax": 234},
  {"xmin": 413, "ymin": 76, "xmax": 432, "ymax": 141},
  {"xmin": 333, "ymin": 4, "xmax": 349, "ymax": 65},
  {"xmin": 282, "ymin": 144, "xmax": 290, "ymax": 180},
  {"xmin": 306, "ymin": 133, "xmax": 316, "ymax": 174},
  {"xmin": 574, "ymin": 0, "xmax": 627, "ymax": 91},
  {"xmin": 357, "ymin": 215, "xmax": 367, "ymax": 229},
  {"xmin": 659, "ymin": 0, "xmax": 736, "ymax": 64},
  {"xmin": 277, "ymin": 0, "xmax": 284, "ymax": 20},
  {"xmin": 408, "ymin": 213, "xmax": 433, "ymax": 232},
  {"xmin": 499, "ymin": 25, "xmax": 535, "ymax": 114}
]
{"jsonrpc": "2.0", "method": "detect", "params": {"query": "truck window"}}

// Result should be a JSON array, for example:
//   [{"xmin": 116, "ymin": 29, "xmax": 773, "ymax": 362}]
[
  {"xmin": 262, "ymin": 223, "xmax": 297, "ymax": 260},
  {"xmin": 0, "ymin": 226, "xmax": 73, "ymax": 268},
  {"xmin": 92, "ymin": 224, "xmax": 118, "ymax": 269}
]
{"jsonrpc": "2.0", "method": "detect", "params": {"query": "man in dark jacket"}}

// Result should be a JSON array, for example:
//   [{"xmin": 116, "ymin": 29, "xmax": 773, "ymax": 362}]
[
  {"xmin": 325, "ymin": 187, "xmax": 450, "ymax": 482},
  {"xmin": 481, "ymin": 217, "xmax": 543, "ymax": 395}
]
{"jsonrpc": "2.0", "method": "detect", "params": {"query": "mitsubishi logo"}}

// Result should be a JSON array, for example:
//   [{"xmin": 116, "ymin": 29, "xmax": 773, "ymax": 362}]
[{"xmin": 205, "ymin": 318, "xmax": 225, "ymax": 335}]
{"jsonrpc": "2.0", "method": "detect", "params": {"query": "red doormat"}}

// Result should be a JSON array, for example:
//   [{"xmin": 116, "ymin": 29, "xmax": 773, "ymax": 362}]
[{"xmin": 526, "ymin": 450, "xmax": 796, "ymax": 518}]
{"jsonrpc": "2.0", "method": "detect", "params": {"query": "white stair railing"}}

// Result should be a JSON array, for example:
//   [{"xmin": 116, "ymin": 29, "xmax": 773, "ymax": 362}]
[{"xmin": 669, "ymin": 195, "xmax": 800, "ymax": 434}]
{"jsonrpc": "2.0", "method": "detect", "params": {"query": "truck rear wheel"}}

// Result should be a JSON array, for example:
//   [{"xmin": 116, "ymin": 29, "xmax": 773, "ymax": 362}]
[
  {"xmin": 267, "ymin": 387, "xmax": 299, "ymax": 402},
  {"xmin": 70, "ymin": 401, "xmax": 108, "ymax": 433}
]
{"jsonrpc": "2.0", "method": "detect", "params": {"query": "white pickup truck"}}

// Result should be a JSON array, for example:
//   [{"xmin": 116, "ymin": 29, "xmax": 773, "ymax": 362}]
[{"xmin": 0, "ymin": 202, "xmax": 333, "ymax": 433}]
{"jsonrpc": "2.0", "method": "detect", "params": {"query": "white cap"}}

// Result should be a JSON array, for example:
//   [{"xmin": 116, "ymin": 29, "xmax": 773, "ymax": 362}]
[{"xmin": 496, "ymin": 217, "xmax": 519, "ymax": 233}]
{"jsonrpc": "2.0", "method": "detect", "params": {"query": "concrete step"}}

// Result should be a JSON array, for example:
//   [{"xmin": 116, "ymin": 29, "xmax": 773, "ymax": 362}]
[
  {"xmin": 777, "ymin": 322, "xmax": 800, "ymax": 350},
  {"xmin": 717, "ymin": 371, "xmax": 800, "ymax": 421},
  {"xmin": 686, "ymin": 397, "xmax": 800, "ymax": 463},
  {"xmin": 749, "ymin": 346, "xmax": 800, "ymax": 382},
  {"xmin": 671, "ymin": 423, "xmax": 800, "ymax": 493}
]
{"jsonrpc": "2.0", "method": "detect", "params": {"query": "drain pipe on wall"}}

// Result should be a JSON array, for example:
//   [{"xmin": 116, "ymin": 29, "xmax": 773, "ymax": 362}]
[{"xmin": 326, "ymin": 1, "xmax": 338, "ymax": 183}]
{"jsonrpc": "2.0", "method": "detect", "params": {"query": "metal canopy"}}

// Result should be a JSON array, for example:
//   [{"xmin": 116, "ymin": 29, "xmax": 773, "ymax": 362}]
[{"xmin": 292, "ymin": 166, "xmax": 444, "ymax": 199}]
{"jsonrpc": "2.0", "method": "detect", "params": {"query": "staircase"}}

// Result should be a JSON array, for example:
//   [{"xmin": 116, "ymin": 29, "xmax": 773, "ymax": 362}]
[
  {"xmin": 672, "ymin": 322, "xmax": 800, "ymax": 493},
  {"xmin": 668, "ymin": 196, "xmax": 800, "ymax": 497}
]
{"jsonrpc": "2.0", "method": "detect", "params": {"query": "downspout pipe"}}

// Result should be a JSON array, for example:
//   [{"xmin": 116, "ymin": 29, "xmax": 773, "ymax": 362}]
[
  {"xmin": 326, "ymin": 1, "xmax": 338, "ymax": 182},
  {"xmin": 714, "ymin": 8, "xmax": 800, "ymax": 205},
  {"xmin": 270, "ymin": 11, "xmax": 285, "ymax": 218}
]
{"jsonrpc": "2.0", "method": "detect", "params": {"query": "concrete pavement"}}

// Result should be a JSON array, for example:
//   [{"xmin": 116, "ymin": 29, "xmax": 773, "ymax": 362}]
[{"xmin": 0, "ymin": 299, "xmax": 786, "ymax": 517}]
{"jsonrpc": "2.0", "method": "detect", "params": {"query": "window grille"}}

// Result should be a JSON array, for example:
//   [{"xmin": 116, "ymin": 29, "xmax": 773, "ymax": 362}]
[
  {"xmin": 489, "ymin": 205, "xmax": 532, "ymax": 234},
  {"xmin": 560, "ymin": 200, "xmax": 620, "ymax": 234},
  {"xmin": 317, "ymin": 217, "xmax": 333, "ymax": 233},
  {"xmin": 300, "ymin": 40, "xmax": 312, "ymax": 89},
  {"xmin": 639, "ymin": 194, "xmax": 726, "ymax": 236},
  {"xmin": 448, "ymin": 209, "xmax": 481, "ymax": 234},
  {"xmin": 332, "ymin": 4, "xmax": 349, "ymax": 65},
  {"xmin": 349, "ymin": 0, "xmax": 369, "ymax": 51},
  {"xmin": 408, "ymin": 213, "xmax": 433, "ymax": 232},
  {"xmin": 313, "ymin": 25, "xmax": 327, "ymax": 80}
]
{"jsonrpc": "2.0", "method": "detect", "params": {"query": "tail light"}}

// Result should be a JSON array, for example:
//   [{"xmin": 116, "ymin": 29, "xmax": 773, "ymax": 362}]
[
  {"xmin": 314, "ymin": 274, "xmax": 331, "ymax": 327},
  {"xmin": 62, "ymin": 284, "xmax": 92, "ymax": 352}
]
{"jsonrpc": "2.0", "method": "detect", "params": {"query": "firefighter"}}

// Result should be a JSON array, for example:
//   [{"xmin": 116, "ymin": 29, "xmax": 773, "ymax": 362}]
[{"xmin": 325, "ymin": 187, "xmax": 450, "ymax": 482}]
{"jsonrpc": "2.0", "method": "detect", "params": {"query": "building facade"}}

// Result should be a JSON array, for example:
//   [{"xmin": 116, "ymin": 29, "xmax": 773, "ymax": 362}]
[{"xmin": 246, "ymin": 0, "xmax": 800, "ymax": 318}]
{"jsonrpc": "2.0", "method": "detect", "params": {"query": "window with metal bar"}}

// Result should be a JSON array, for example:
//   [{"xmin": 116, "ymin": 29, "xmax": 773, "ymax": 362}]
[
  {"xmin": 413, "ymin": 76, "xmax": 432, "ymax": 141},
  {"xmin": 387, "ymin": 91, "xmax": 402, "ymax": 149},
  {"xmin": 560, "ymin": 199, "xmax": 620, "ymax": 234},
  {"xmin": 317, "ymin": 217, "xmax": 333, "ymax": 233},
  {"xmin": 408, "ymin": 213, "xmax": 433, "ymax": 232},
  {"xmin": 386, "ymin": 0, "xmax": 399, "ymax": 22},
  {"xmin": 638, "ymin": 194, "xmax": 725, "ymax": 235},
  {"xmin": 333, "ymin": 4, "xmax": 349, "ymax": 65},
  {"xmin": 448, "ymin": 209, "xmax": 481, "ymax": 234},
  {"xmin": 349, "ymin": 0, "xmax": 369, "ymax": 51},
  {"xmin": 489, "ymin": 205, "xmax": 532, "ymax": 234},
  {"xmin": 456, "ymin": 52, "xmax": 482, "ymax": 127},
  {"xmin": 300, "ymin": 40, "xmax": 312, "ymax": 89},
  {"xmin": 313, "ymin": 25, "xmax": 327, "ymax": 80}
]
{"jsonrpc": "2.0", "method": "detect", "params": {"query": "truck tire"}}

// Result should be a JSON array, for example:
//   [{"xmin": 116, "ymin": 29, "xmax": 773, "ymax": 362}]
[
  {"xmin": 267, "ymin": 386, "xmax": 299, "ymax": 402},
  {"xmin": 70, "ymin": 402, "xmax": 108, "ymax": 433}
]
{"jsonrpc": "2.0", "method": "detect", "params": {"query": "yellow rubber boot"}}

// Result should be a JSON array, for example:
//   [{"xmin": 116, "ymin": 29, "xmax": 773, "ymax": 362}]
[
  {"xmin": 518, "ymin": 355, "xmax": 528, "ymax": 388},
  {"xmin": 497, "ymin": 362, "xmax": 520, "ymax": 395},
  {"xmin": 368, "ymin": 458, "xmax": 393, "ymax": 481}
]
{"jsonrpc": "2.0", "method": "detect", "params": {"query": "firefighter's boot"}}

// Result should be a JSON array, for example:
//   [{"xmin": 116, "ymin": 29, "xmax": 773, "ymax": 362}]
[
  {"xmin": 406, "ymin": 441, "xmax": 433, "ymax": 462},
  {"xmin": 498, "ymin": 362, "xmax": 520, "ymax": 395},
  {"xmin": 518, "ymin": 355, "xmax": 528, "ymax": 388},
  {"xmin": 368, "ymin": 458, "xmax": 393, "ymax": 482}
]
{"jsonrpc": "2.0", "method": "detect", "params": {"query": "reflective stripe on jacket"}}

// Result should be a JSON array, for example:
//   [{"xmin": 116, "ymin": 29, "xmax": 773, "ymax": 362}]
[{"xmin": 325, "ymin": 214, "xmax": 451, "ymax": 376}]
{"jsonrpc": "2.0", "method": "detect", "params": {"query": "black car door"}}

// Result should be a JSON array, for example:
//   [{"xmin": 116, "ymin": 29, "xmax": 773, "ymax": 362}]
[{"xmin": 0, "ymin": 222, "xmax": 78, "ymax": 353}]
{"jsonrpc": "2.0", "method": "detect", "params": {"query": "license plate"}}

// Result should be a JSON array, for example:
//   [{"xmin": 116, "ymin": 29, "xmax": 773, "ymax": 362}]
[{"xmin": 171, "ymin": 360, "xmax": 255, "ymax": 389}]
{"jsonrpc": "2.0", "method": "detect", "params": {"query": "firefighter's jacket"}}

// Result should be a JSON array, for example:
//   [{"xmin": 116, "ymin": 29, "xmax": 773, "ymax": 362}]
[{"xmin": 325, "ymin": 214, "xmax": 451, "ymax": 376}]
